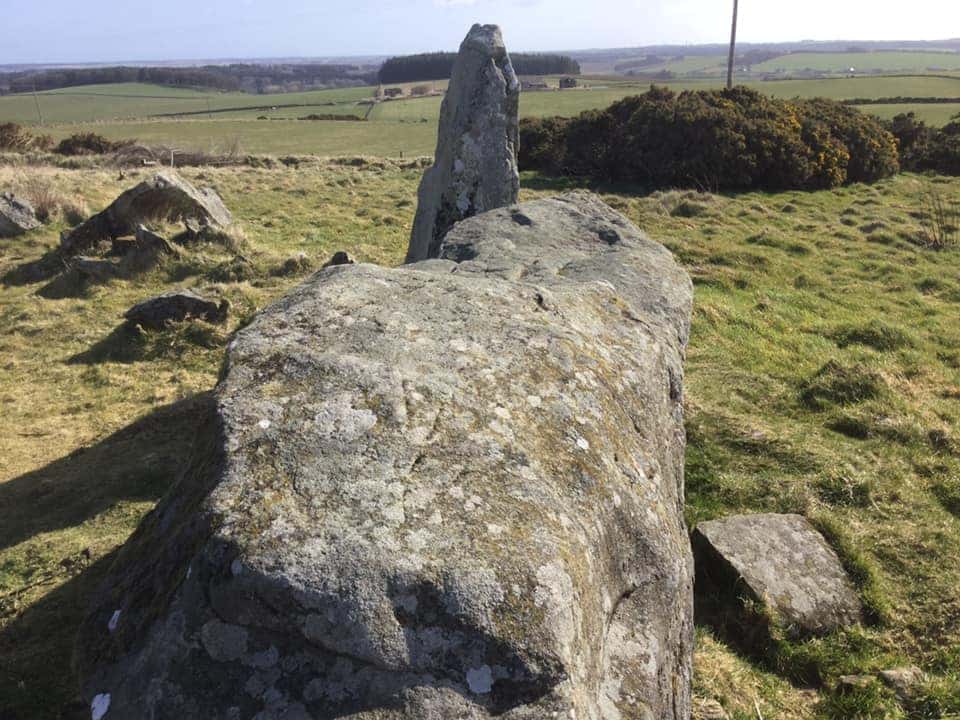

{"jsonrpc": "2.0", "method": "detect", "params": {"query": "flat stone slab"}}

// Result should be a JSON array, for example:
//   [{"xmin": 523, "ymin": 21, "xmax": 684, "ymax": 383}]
[{"xmin": 693, "ymin": 513, "xmax": 862, "ymax": 636}]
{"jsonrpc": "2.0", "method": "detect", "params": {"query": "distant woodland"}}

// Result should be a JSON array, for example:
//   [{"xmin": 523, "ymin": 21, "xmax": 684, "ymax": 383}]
[
  {"xmin": 0, "ymin": 64, "xmax": 379, "ymax": 95},
  {"xmin": 378, "ymin": 52, "xmax": 581, "ymax": 84}
]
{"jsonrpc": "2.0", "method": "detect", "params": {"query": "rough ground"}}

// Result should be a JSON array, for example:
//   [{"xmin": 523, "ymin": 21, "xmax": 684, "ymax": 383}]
[{"xmin": 0, "ymin": 162, "xmax": 959, "ymax": 719}]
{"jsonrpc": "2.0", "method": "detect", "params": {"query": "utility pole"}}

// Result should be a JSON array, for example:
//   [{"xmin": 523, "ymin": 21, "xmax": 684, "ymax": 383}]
[
  {"xmin": 31, "ymin": 81, "xmax": 43, "ymax": 125},
  {"xmin": 726, "ymin": 0, "xmax": 739, "ymax": 90}
]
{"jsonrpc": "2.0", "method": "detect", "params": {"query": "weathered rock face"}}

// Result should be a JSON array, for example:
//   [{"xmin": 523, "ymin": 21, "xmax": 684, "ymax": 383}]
[
  {"xmin": 692, "ymin": 513, "xmax": 862, "ymax": 637},
  {"xmin": 0, "ymin": 192, "xmax": 41, "ymax": 236},
  {"xmin": 61, "ymin": 171, "xmax": 232, "ymax": 255},
  {"xmin": 406, "ymin": 24, "xmax": 520, "ymax": 263},
  {"xmin": 124, "ymin": 290, "xmax": 229, "ymax": 330},
  {"xmin": 77, "ymin": 192, "xmax": 694, "ymax": 720}
]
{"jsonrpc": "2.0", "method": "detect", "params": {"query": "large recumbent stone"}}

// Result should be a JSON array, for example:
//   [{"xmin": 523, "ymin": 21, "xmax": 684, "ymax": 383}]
[{"xmin": 77, "ymin": 192, "xmax": 694, "ymax": 720}]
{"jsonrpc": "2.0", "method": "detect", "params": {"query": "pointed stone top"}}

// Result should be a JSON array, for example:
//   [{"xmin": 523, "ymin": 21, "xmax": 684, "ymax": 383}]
[{"xmin": 461, "ymin": 24, "xmax": 506, "ymax": 55}]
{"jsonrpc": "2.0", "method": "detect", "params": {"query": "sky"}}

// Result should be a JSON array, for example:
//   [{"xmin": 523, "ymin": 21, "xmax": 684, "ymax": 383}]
[{"xmin": 1, "ymin": 0, "xmax": 959, "ymax": 65}]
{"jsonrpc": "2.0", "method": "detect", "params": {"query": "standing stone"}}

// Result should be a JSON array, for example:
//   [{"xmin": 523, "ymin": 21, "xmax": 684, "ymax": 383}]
[
  {"xmin": 0, "ymin": 192, "xmax": 41, "ymax": 236},
  {"xmin": 406, "ymin": 24, "xmax": 520, "ymax": 263},
  {"xmin": 693, "ymin": 513, "xmax": 862, "ymax": 639},
  {"xmin": 77, "ymin": 192, "xmax": 694, "ymax": 719}
]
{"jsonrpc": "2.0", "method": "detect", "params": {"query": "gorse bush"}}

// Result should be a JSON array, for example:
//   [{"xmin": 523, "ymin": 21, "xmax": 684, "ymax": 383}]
[
  {"xmin": 519, "ymin": 86, "xmax": 900, "ymax": 191},
  {"xmin": 0, "ymin": 122, "xmax": 53, "ymax": 152},
  {"xmin": 886, "ymin": 111, "xmax": 960, "ymax": 176},
  {"xmin": 54, "ymin": 132, "xmax": 132, "ymax": 156}
]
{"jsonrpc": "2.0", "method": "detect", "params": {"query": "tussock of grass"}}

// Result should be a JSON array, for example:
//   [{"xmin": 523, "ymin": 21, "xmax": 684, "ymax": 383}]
[
  {"xmin": 799, "ymin": 360, "xmax": 887, "ymax": 410},
  {"xmin": 810, "ymin": 514, "xmax": 892, "ymax": 626},
  {"xmin": 828, "ymin": 320, "xmax": 914, "ymax": 352},
  {"xmin": 816, "ymin": 681, "xmax": 904, "ymax": 720}
]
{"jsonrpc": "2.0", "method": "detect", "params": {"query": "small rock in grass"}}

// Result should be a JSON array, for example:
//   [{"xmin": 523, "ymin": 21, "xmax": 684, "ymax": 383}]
[
  {"xmin": 321, "ymin": 250, "xmax": 355, "ymax": 269},
  {"xmin": 879, "ymin": 666, "xmax": 925, "ymax": 701},
  {"xmin": 693, "ymin": 513, "xmax": 862, "ymax": 640}
]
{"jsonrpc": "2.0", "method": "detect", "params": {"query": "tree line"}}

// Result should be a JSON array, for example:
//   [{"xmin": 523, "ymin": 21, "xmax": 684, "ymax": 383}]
[
  {"xmin": 378, "ymin": 52, "xmax": 580, "ymax": 84},
  {"xmin": 0, "ymin": 64, "xmax": 379, "ymax": 96}
]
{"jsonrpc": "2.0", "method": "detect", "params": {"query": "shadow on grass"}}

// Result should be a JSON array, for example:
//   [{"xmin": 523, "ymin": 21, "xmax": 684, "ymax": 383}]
[
  {"xmin": 66, "ymin": 323, "xmax": 147, "ymax": 365},
  {"xmin": 519, "ymin": 172, "xmax": 663, "ymax": 197},
  {"xmin": 0, "ymin": 394, "xmax": 212, "ymax": 719},
  {"xmin": 0, "ymin": 250, "xmax": 68, "ymax": 288},
  {"xmin": 0, "ymin": 394, "xmax": 211, "ymax": 554},
  {"xmin": 0, "ymin": 552, "xmax": 117, "ymax": 720},
  {"xmin": 67, "ymin": 321, "xmax": 226, "ymax": 366}
]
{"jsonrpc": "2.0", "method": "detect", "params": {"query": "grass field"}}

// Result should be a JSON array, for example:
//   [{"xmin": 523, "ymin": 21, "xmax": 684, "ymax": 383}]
[
  {"xmin": 1, "ymin": 162, "xmax": 959, "ymax": 719},
  {"xmin": 39, "ymin": 118, "xmax": 439, "ymax": 157},
  {"xmin": 861, "ymin": 103, "xmax": 960, "ymax": 125},
  {"xmin": 372, "ymin": 77, "xmax": 960, "ymax": 126},
  {"xmin": 2, "ymin": 74, "xmax": 960, "ymax": 157},
  {"xmin": 611, "ymin": 53, "xmax": 729, "ymax": 76},
  {"xmin": 754, "ymin": 51, "xmax": 960, "ymax": 74},
  {"xmin": 0, "ymin": 83, "xmax": 373, "ymax": 124}
]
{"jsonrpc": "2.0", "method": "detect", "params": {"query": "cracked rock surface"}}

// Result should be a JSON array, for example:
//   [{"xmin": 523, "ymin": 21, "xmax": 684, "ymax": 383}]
[{"xmin": 77, "ymin": 192, "xmax": 694, "ymax": 719}]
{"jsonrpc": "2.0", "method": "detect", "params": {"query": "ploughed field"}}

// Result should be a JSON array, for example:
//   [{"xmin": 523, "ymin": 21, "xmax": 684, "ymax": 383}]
[
  {"xmin": 1, "ymin": 73, "xmax": 959, "ymax": 158},
  {"xmin": 1, "ymin": 162, "xmax": 959, "ymax": 719}
]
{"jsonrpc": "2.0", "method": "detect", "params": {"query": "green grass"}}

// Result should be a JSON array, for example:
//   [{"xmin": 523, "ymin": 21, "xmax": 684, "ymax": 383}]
[
  {"xmin": 2, "ymin": 163, "xmax": 960, "ymax": 719},
  {"xmin": 862, "ymin": 103, "xmax": 960, "ymax": 126},
  {"xmin": 4, "ymin": 76, "xmax": 960, "ymax": 157},
  {"xmin": 42, "ymin": 118, "xmax": 438, "ymax": 157},
  {"xmin": 610, "ymin": 53, "xmax": 730, "ymax": 76},
  {"xmin": 753, "ymin": 51, "xmax": 960, "ymax": 74},
  {"xmin": 370, "ymin": 76, "xmax": 960, "ymax": 128},
  {"xmin": 0, "ymin": 82, "xmax": 373, "ymax": 124}
]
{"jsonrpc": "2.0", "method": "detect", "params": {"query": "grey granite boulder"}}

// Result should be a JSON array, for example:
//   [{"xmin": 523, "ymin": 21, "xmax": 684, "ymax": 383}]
[
  {"xmin": 61, "ymin": 171, "xmax": 232, "ymax": 255},
  {"xmin": 124, "ymin": 290, "xmax": 229, "ymax": 330},
  {"xmin": 407, "ymin": 24, "xmax": 520, "ymax": 262},
  {"xmin": 693, "ymin": 514, "xmax": 862, "ymax": 638},
  {"xmin": 879, "ymin": 666, "xmax": 925, "ymax": 702},
  {"xmin": 77, "ymin": 192, "xmax": 694, "ymax": 719},
  {"xmin": 0, "ymin": 192, "xmax": 40, "ymax": 236}
]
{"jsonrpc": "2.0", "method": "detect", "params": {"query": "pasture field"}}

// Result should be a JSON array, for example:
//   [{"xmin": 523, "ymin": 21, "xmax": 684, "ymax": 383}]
[
  {"xmin": 859, "ymin": 102, "xmax": 960, "ymax": 125},
  {"xmin": 371, "ymin": 75, "xmax": 960, "ymax": 125},
  {"xmin": 42, "ymin": 118, "xmax": 439, "ymax": 157},
  {"xmin": 1, "ymin": 74, "xmax": 959, "ymax": 156},
  {"xmin": 753, "ymin": 51, "xmax": 960, "ymax": 74},
  {"xmin": 1, "ymin": 164, "xmax": 959, "ymax": 719},
  {"xmin": 610, "ymin": 53, "xmax": 729, "ymax": 76},
  {"xmin": 0, "ymin": 83, "xmax": 373, "ymax": 124}
]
